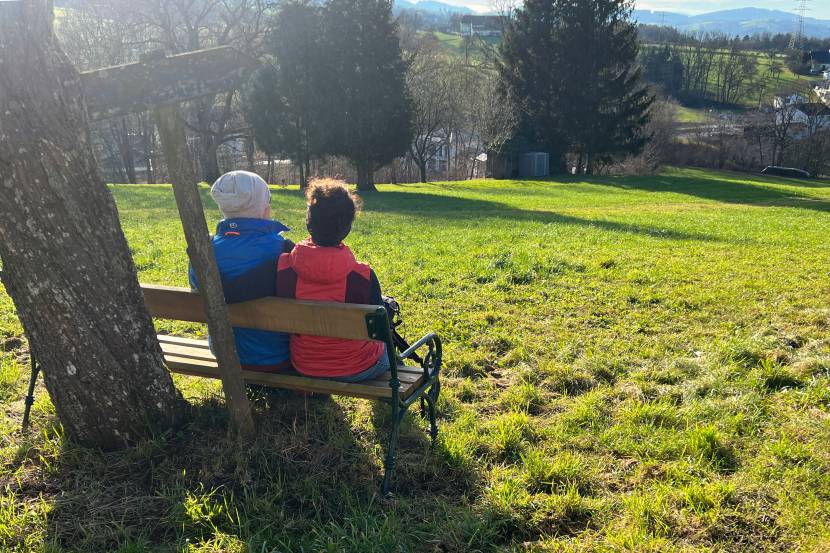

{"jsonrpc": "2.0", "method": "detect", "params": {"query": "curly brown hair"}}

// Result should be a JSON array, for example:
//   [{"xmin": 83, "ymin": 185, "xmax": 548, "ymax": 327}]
[{"xmin": 305, "ymin": 178, "xmax": 362, "ymax": 247}]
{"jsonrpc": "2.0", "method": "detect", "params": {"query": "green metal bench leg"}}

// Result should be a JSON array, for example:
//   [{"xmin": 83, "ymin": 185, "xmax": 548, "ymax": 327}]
[
  {"xmin": 423, "ymin": 381, "xmax": 440, "ymax": 446},
  {"xmin": 382, "ymin": 405, "xmax": 404, "ymax": 495},
  {"xmin": 21, "ymin": 355, "xmax": 39, "ymax": 432}
]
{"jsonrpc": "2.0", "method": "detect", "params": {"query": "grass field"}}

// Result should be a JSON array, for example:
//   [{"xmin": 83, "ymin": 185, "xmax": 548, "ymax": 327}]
[{"xmin": 2, "ymin": 168, "xmax": 830, "ymax": 551}]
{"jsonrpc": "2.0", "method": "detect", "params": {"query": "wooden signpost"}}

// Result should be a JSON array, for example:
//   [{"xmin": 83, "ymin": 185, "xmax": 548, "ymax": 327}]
[{"xmin": 80, "ymin": 50, "xmax": 260, "ymax": 436}]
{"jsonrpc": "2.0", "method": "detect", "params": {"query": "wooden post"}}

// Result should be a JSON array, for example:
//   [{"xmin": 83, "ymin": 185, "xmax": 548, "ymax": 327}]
[{"xmin": 154, "ymin": 105, "xmax": 254, "ymax": 437}]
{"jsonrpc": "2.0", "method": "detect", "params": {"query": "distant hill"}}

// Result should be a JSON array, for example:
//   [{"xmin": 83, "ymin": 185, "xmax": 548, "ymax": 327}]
[
  {"xmin": 633, "ymin": 7, "xmax": 830, "ymax": 38},
  {"xmin": 395, "ymin": 0, "xmax": 472, "ymax": 16}
]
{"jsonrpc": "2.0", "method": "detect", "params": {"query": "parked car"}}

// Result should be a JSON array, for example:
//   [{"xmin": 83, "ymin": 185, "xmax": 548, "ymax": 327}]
[{"xmin": 761, "ymin": 166, "xmax": 811, "ymax": 179}]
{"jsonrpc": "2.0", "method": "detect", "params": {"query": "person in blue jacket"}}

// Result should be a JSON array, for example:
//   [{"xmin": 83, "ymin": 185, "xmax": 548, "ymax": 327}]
[{"xmin": 189, "ymin": 170, "xmax": 294, "ymax": 372}]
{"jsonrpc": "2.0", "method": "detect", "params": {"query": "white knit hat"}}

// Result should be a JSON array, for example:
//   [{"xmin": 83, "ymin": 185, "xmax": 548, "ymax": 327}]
[{"xmin": 210, "ymin": 171, "xmax": 271, "ymax": 219}]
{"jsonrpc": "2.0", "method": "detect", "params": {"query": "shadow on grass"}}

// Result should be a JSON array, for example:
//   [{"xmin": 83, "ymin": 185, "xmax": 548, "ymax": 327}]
[
  {"xmin": 21, "ymin": 392, "xmax": 482, "ymax": 551},
  {"xmin": 360, "ymin": 191, "xmax": 724, "ymax": 242},
  {"xmin": 586, "ymin": 171, "xmax": 830, "ymax": 211}
]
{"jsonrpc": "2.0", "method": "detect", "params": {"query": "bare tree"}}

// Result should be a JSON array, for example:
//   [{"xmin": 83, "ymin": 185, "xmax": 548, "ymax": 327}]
[
  {"xmin": 795, "ymin": 94, "xmax": 830, "ymax": 177},
  {"xmin": 107, "ymin": 0, "xmax": 271, "ymax": 181},
  {"xmin": 406, "ymin": 40, "xmax": 456, "ymax": 182},
  {"xmin": 457, "ymin": 68, "xmax": 517, "ymax": 179},
  {"xmin": 58, "ymin": 3, "xmax": 156, "ymax": 183},
  {"xmin": 768, "ymin": 93, "xmax": 803, "ymax": 166}
]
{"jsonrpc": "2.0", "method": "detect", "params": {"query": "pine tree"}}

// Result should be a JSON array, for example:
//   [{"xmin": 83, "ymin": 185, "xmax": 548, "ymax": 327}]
[
  {"xmin": 245, "ymin": 1, "xmax": 323, "ymax": 188},
  {"xmin": 499, "ymin": 0, "xmax": 653, "ymax": 174},
  {"xmin": 319, "ymin": 0, "xmax": 413, "ymax": 191}
]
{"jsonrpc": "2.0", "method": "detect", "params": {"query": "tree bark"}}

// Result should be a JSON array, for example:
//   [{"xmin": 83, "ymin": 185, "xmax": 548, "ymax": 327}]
[
  {"xmin": 246, "ymin": 130, "xmax": 256, "ymax": 173},
  {"xmin": 418, "ymin": 160, "xmax": 427, "ymax": 183},
  {"xmin": 356, "ymin": 160, "xmax": 377, "ymax": 192},
  {"xmin": 201, "ymin": 135, "xmax": 221, "ymax": 183},
  {"xmin": 0, "ymin": 0, "xmax": 179, "ymax": 448}
]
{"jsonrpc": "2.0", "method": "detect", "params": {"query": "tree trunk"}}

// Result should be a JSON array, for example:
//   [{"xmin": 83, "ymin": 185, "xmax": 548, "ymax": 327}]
[
  {"xmin": 246, "ymin": 130, "xmax": 256, "ymax": 173},
  {"xmin": 418, "ymin": 160, "xmax": 427, "ymax": 183},
  {"xmin": 356, "ymin": 160, "xmax": 377, "ymax": 192},
  {"xmin": 119, "ymin": 117, "xmax": 137, "ymax": 184},
  {"xmin": 201, "ymin": 135, "xmax": 221, "ymax": 183},
  {"xmin": 0, "ymin": 0, "xmax": 179, "ymax": 448}
]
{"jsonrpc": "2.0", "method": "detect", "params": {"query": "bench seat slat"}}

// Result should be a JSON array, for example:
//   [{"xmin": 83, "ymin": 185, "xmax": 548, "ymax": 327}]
[
  {"xmin": 157, "ymin": 334, "xmax": 210, "ymax": 349},
  {"xmin": 160, "ymin": 338, "xmax": 425, "ymax": 400}
]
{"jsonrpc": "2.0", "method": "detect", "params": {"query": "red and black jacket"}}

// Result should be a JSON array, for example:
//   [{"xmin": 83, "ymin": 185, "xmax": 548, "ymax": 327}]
[{"xmin": 276, "ymin": 240, "xmax": 385, "ymax": 378}]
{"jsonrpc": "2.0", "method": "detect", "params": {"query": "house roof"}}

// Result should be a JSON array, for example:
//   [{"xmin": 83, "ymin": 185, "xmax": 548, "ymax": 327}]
[
  {"xmin": 810, "ymin": 50, "xmax": 830, "ymax": 63},
  {"xmin": 798, "ymin": 103, "xmax": 830, "ymax": 117}
]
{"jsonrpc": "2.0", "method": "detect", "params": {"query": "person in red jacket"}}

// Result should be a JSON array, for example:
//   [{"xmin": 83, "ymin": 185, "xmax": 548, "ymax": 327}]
[{"xmin": 276, "ymin": 179, "xmax": 391, "ymax": 382}]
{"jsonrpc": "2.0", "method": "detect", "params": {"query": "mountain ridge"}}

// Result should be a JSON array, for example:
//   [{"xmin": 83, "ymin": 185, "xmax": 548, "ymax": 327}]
[{"xmin": 633, "ymin": 7, "xmax": 830, "ymax": 38}]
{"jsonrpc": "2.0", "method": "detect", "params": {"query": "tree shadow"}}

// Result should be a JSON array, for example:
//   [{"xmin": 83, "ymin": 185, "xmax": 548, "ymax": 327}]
[
  {"xmin": 360, "ymin": 191, "xmax": 725, "ymax": 242},
  {"xmin": 585, "ymin": 171, "xmax": 830, "ymax": 211},
  {"xmin": 16, "ymin": 388, "xmax": 480, "ymax": 550}
]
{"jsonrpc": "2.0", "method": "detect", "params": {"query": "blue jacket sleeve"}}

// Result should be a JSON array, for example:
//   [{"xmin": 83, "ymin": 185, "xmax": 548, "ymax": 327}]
[{"xmin": 188, "ymin": 263, "xmax": 198, "ymax": 290}]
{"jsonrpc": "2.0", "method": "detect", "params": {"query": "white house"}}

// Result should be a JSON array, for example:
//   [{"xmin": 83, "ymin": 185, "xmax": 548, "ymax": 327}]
[
  {"xmin": 774, "ymin": 94, "xmax": 830, "ymax": 131},
  {"xmin": 459, "ymin": 15, "xmax": 503, "ymax": 37}
]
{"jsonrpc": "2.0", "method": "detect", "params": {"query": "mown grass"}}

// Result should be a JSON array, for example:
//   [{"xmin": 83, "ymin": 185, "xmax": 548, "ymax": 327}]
[{"xmin": 1, "ymin": 167, "xmax": 830, "ymax": 551}]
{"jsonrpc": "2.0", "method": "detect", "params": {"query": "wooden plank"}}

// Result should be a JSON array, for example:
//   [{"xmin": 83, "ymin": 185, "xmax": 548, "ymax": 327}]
[
  {"xmin": 143, "ymin": 284, "xmax": 382, "ymax": 341},
  {"xmin": 162, "ymin": 349, "xmax": 425, "ymax": 400},
  {"xmin": 156, "ymin": 334, "xmax": 210, "ymax": 349},
  {"xmin": 159, "ymin": 342, "xmax": 217, "ymax": 362},
  {"xmin": 159, "ymin": 341, "xmax": 423, "ymax": 383},
  {"xmin": 82, "ymin": 47, "xmax": 258, "ymax": 121},
  {"xmin": 156, "ymin": 335, "xmax": 427, "ymax": 380}
]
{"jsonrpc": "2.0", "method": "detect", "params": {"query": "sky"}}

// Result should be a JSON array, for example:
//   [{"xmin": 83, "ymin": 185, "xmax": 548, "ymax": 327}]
[{"xmin": 440, "ymin": 0, "xmax": 830, "ymax": 19}]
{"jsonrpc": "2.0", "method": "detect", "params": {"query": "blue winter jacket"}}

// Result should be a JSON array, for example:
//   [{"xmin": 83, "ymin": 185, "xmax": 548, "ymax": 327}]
[{"xmin": 189, "ymin": 218, "xmax": 292, "ymax": 369}]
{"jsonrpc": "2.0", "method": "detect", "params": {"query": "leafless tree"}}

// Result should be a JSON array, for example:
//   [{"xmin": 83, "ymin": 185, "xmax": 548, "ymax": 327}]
[
  {"xmin": 104, "ymin": 0, "xmax": 272, "ymax": 181},
  {"xmin": 406, "ymin": 40, "xmax": 456, "ymax": 182},
  {"xmin": 768, "ymin": 93, "xmax": 803, "ymax": 166}
]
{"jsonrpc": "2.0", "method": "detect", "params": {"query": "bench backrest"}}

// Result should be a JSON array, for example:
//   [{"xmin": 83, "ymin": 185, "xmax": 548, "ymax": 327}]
[{"xmin": 141, "ymin": 284, "xmax": 390, "ymax": 342}]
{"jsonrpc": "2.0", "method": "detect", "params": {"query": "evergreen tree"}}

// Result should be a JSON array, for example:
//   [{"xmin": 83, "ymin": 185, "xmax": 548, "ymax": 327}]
[
  {"xmin": 245, "ymin": 1, "xmax": 323, "ymax": 188},
  {"xmin": 319, "ymin": 0, "xmax": 413, "ymax": 191},
  {"xmin": 499, "ymin": 0, "xmax": 653, "ymax": 174},
  {"xmin": 640, "ymin": 45, "xmax": 685, "ymax": 98}
]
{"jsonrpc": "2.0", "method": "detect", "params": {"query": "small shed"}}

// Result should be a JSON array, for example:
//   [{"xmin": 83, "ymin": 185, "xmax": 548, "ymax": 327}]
[{"xmin": 519, "ymin": 152, "xmax": 549, "ymax": 178}]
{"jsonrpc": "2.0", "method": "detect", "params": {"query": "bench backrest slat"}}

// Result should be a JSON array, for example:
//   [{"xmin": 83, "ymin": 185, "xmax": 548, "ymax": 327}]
[{"xmin": 142, "ymin": 284, "xmax": 383, "ymax": 341}]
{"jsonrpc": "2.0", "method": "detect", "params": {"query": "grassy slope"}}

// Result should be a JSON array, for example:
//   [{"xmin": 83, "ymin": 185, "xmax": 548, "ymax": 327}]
[{"xmin": 2, "ymin": 169, "xmax": 830, "ymax": 551}]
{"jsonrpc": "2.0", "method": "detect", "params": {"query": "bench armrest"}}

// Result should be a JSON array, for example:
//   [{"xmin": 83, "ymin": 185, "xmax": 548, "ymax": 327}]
[{"xmin": 400, "ymin": 332, "xmax": 442, "ymax": 380}]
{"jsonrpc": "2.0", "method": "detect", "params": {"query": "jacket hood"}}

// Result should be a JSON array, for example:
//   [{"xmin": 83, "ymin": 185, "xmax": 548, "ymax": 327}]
[{"xmin": 288, "ymin": 239, "xmax": 356, "ymax": 284}]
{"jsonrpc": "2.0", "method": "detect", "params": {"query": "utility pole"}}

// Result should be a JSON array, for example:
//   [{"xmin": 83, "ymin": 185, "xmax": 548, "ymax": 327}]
[{"xmin": 787, "ymin": 0, "xmax": 810, "ymax": 51}]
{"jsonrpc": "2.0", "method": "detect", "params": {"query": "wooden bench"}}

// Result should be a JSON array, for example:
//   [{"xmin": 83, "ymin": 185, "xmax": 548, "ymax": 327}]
[
  {"xmin": 21, "ymin": 283, "xmax": 442, "ymax": 492},
  {"xmin": 144, "ymin": 284, "xmax": 442, "ymax": 494}
]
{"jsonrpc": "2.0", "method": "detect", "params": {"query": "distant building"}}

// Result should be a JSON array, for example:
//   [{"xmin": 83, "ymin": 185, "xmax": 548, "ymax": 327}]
[
  {"xmin": 792, "ymin": 102, "xmax": 830, "ymax": 128},
  {"xmin": 809, "ymin": 50, "xmax": 830, "ymax": 74},
  {"xmin": 518, "ymin": 152, "xmax": 550, "ymax": 178},
  {"xmin": 774, "ymin": 94, "xmax": 830, "ymax": 130},
  {"xmin": 459, "ymin": 15, "xmax": 503, "ymax": 37},
  {"xmin": 487, "ymin": 150, "xmax": 551, "ymax": 179}
]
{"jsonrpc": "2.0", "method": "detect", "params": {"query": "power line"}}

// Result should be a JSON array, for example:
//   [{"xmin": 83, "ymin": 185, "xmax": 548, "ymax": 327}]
[{"xmin": 787, "ymin": 0, "xmax": 810, "ymax": 51}]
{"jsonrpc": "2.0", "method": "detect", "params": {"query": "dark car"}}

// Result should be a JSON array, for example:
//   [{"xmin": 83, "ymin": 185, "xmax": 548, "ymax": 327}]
[{"xmin": 761, "ymin": 166, "xmax": 811, "ymax": 179}]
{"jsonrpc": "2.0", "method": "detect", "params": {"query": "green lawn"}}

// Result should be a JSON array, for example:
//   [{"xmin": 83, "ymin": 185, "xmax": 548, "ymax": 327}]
[
  {"xmin": 2, "ymin": 168, "xmax": 830, "ymax": 551},
  {"xmin": 674, "ymin": 105, "xmax": 713, "ymax": 124}
]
